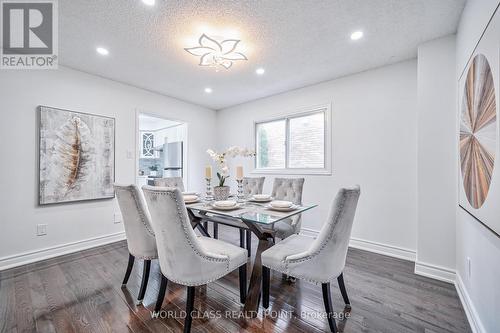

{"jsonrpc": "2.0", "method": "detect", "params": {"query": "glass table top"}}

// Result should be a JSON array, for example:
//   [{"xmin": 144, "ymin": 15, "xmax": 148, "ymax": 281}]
[{"xmin": 186, "ymin": 200, "xmax": 317, "ymax": 225}]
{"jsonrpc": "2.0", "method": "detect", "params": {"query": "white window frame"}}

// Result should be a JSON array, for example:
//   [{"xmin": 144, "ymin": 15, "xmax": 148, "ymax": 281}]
[{"xmin": 252, "ymin": 104, "xmax": 332, "ymax": 175}]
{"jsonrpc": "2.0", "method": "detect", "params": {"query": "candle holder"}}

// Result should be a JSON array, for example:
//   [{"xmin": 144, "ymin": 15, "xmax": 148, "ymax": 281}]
[
  {"xmin": 236, "ymin": 179, "xmax": 244, "ymax": 202},
  {"xmin": 205, "ymin": 178, "xmax": 214, "ymax": 201}
]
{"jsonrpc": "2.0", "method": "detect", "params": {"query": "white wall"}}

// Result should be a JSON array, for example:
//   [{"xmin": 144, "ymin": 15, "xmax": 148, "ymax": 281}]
[
  {"xmin": 217, "ymin": 60, "xmax": 418, "ymax": 256},
  {"xmin": 456, "ymin": 0, "xmax": 500, "ymax": 76},
  {"xmin": 455, "ymin": 1, "xmax": 500, "ymax": 331},
  {"xmin": 0, "ymin": 66, "xmax": 216, "ymax": 269},
  {"xmin": 416, "ymin": 35, "xmax": 457, "ymax": 279}
]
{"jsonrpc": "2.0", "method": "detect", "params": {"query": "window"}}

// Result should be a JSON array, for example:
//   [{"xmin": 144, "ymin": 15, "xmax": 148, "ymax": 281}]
[{"xmin": 255, "ymin": 105, "xmax": 331, "ymax": 174}]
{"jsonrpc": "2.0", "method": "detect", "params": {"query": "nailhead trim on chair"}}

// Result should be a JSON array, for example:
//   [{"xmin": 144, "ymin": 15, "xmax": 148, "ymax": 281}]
[
  {"xmin": 115, "ymin": 185, "xmax": 158, "ymax": 260},
  {"xmin": 145, "ymin": 188, "xmax": 233, "ymax": 286},
  {"xmin": 268, "ymin": 189, "xmax": 359, "ymax": 284},
  {"xmin": 128, "ymin": 186, "xmax": 156, "ymax": 236}
]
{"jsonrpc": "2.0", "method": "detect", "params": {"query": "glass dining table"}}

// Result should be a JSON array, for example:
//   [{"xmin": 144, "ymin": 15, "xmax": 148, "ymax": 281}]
[{"xmin": 185, "ymin": 199, "xmax": 317, "ymax": 316}]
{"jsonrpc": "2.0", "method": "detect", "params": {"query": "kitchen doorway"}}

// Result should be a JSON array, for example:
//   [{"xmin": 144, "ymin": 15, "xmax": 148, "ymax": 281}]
[{"xmin": 136, "ymin": 113, "xmax": 188, "ymax": 188}]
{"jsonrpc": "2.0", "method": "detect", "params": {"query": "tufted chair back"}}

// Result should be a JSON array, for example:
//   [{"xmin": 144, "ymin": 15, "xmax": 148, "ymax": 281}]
[
  {"xmin": 243, "ymin": 177, "xmax": 265, "ymax": 196},
  {"xmin": 154, "ymin": 177, "xmax": 185, "ymax": 191},
  {"xmin": 142, "ymin": 186, "xmax": 231, "ymax": 286},
  {"xmin": 114, "ymin": 184, "xmax": 157, "ymax": 260},
  {"xmin": 305, "ymin": 186, "xmax": 360, "ymax": 281},
  {"xmin": 271, "ymin": 178, "xmax": 304, "ymax": 205},
  {"xmin": 271, "ymin": 178, "xmax": 305, "ymax": 235}
]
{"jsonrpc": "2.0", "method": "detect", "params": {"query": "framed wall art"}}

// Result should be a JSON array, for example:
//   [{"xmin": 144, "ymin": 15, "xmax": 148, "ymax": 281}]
[{"xmin": 38, "ymin": 106, "xmax": 115, "ymax": 205}]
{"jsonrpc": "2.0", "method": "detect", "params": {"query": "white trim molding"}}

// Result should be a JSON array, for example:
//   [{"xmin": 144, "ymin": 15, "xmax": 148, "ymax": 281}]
[
  {"xmin": 253, "ymin": 103, "xmax": 333, "ymax": 176},
  {"xmin": 300, "ymin": 228, "xmax": 416, "ymax": 261},
  {"xmin": 349, "ymin": 237, "xmax": 416, "ymax": 261},
  {"xmin": 0, "ymin": 232, "xmax": 126, "ymax": 271},
  {"xmin": 414, "ymin": 261, "xmax": 456, "ymax": 284},
  {"xmin": 455, "ymin": 273, "xmax": 486, "ymax": 333}
]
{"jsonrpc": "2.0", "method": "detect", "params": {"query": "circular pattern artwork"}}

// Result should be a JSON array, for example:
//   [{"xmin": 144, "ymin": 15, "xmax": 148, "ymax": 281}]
[{"xmin": 460, "ymin": 54, "xmax": 497, "ymax": 209}]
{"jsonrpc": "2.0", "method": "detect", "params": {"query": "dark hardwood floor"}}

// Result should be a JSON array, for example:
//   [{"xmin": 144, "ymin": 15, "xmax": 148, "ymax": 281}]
[{"xmin": 0, "ymin": 225, "xmax": 471, "ymax": 333}]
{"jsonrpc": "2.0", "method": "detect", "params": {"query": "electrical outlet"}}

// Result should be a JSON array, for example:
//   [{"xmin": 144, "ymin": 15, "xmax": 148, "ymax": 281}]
[
  {"xmin": 467, "ymin": 257, "xmax": 472, "ymax": 279},
  {"xmin": 36, "ymin": 224, "xmax": 47, "ymax": 236},
  {"xmin": 114, "ymin": 212, "xmax": 122, "ymax": 224}
]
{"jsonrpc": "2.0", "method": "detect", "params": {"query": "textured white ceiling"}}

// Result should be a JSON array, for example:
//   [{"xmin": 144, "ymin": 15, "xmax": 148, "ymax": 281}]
[{"xmin": 59, "ymin": 0, "xmax": 465, "ymax": 110}]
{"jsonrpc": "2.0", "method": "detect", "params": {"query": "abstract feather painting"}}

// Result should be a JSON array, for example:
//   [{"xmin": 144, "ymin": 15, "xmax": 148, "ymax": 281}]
[{"xmin": 39, "ymin": 106, "xmax": 115, "ymax": 205}]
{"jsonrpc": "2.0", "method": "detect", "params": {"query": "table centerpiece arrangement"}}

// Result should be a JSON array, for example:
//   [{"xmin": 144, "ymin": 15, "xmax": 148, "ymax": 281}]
[{"xmin": 206, "ymin": 146, "xmax": 255, "ymax": 200}]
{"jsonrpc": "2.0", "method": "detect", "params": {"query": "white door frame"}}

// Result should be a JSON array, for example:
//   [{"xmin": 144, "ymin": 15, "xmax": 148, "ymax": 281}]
[{"xmin": 135, "ymin": 109, "xmax": 189, "ymax": 189}]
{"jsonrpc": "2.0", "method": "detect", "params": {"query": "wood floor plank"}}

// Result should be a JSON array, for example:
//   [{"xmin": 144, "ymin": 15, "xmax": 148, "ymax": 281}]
[{"xmin": 0, "ymin": 225, "xmax": 471, "ymax": 333}]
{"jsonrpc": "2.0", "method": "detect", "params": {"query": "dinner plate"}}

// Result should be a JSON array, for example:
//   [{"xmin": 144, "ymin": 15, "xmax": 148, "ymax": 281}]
[
  {"xmin": 182, "ymin": 191, "xmax": 199, "ymax": 196},
  {"xmin": 248, "ymin": 196, "xmax": 273, "ymax": 202},
  {"xmin": 184, "ymin": 195, "xmax": 200, "ymax": 204},
  {"xmin": 270, "ymin": 200, "xmax": 294, "ymax": 208},
  {"xmin": 210, "ymin": 203, "xmax": 244, "ymax": 211},
  {"xmin": 265, "ymin": 204, "xmax": 299, "ymax": 212}
]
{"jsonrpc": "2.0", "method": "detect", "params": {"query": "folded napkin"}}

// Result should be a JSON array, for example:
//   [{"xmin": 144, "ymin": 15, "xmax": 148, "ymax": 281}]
[
  {"xmin": 183, "ymin": 195, "xmax": 198, "ymax": 201},
  {"xmin": 253, "ymin": 194, "xmax": 271, "ymax": 200},
  {"xmin": 270, "ymin": 200, "xmax": 293, "ymax": 208},
  {"xmin": 214, "ymin": 200, "xmax": 237, "ymax": 207}
]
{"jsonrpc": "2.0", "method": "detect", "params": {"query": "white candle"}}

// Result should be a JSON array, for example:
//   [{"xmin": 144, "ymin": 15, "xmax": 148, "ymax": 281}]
[
  {"xmin": 205, "ymin": 165, "xmax": 212, "ymax": 179},
  {"xmin": 236, "ymin": 166, "xmax": 244, "ymax": 180}
]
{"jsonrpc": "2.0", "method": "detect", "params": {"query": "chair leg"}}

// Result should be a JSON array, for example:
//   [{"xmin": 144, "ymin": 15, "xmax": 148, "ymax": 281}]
[
  {"xmin": 246, "ymin": 230, "xmax": 252, "ymax": 257},
  {"xmin": 239, "ymin": 264, "xmax": 247, "ymax": 304},
  {"xmin": 154, "ymin": 274, "xmax": 168, "ymax": 313},
  {"xmin": 184, "ymin": 286, "xmax": 196, "ymax": 333},
  {"xmin": 122, "ymin": 253, "xmax": 135, "ymax": 286},
  {"xmin": 262, "ymin": 266, "xmax": 270, "ymax": 309},
  {"xmin": 213, "ymin": 223, "xmax": 219, "ymax": 239},
  {"xmin": 137, "ymin": 260, "xmax": 151, "ymax": 302},
  {"xmin": 322, "ymin": 282, "xmax": 338, "ymax": 333},
  {"xmin": 239, "ymin": 229, "xmax": 245, "ymax": 249},
  {"xmin": 337, "ymin": 273, "xmax": 351, "ymax": 308}
]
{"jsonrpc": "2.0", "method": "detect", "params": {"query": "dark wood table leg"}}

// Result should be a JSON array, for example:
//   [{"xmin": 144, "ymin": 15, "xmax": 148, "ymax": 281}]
[
  {"xmin": 213, "ymin": 222, "xmax": 219, "ymax": 239},
  {"xmin": 242, "ymin": 224, "xmax": 274, "ymax": 317}
]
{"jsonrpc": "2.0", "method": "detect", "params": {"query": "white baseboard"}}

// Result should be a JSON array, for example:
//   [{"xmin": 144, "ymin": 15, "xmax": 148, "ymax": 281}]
[
  {"xmin": 300, "ymin": 228, "xmax": 416, "ymax": 261},
  {"xmin": 349, "ymin": 237, "xmax": 417, "ymax": 261},
  {"xmin": 455, "ymin": 273, "xmax": 485, "ymax": 333},
  {"xmin": 0, "ymin": 231, "xmax": 126, "ymax": 271},
  {"xmin": 414, "ymin": 261, "xmax": 456, "ymax": 284}
]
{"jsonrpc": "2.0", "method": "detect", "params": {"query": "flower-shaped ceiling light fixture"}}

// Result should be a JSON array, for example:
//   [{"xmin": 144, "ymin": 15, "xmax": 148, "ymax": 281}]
[{"xmin": 184, "ymin": 34, "xmax": 248, "ymax": 70}]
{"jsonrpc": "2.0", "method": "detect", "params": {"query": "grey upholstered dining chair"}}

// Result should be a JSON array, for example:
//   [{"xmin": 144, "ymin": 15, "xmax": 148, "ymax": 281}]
[
  {"xmin": 261, "ymin": 186, "xmax": 361, "ymax": 333},
  {"xmin": 264, "ymin": 178, "xmax": 305, "ymax": 240},
  {"xmin": 142, "ymin": 186, "xmax": 248, "ymax": 333},
  {"xmin": 114, "ymin": 184, "xmax": 158, "ymax": 303},
  {"xmin": 243, "ymin": 176, "xmax": 265, "ymax": 196},
  {"xmin": 154, "ymin": 177, "xmax": 185, "ymax": 191},
  {"xmin": 208, "ymin": 176, "xmax": 266, "ymax": 257}
]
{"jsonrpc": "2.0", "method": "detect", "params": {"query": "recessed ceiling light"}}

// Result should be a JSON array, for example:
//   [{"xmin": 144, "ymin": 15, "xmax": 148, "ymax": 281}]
[
  {"xmin": 256, "ymin": 68, "xmax": 265, "ymax": 75},
  {"xmin": 204, "ymin": 87, "xmax": 213, "ymax": 94},
  {"xmin": 350, "ymin": 31, "xmax": 363, "ymax": 41},
  {"xmin": 96, "ymin": 47, "xmax": 109, "ymax": 56},
  {"xmin": 142, "ymin": 0, "xmax": 155, "ymax": 6}
]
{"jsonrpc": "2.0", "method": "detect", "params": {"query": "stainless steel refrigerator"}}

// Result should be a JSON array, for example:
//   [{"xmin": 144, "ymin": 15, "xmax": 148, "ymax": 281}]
[{"xmin": 163, "ymin": 141, "xmax": 183, "ymax": 177}]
